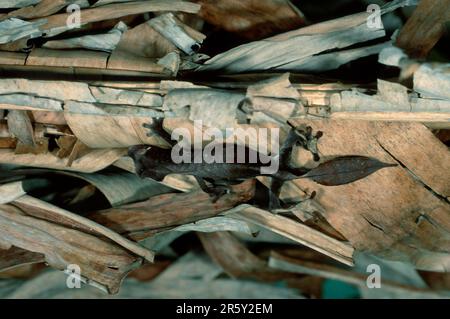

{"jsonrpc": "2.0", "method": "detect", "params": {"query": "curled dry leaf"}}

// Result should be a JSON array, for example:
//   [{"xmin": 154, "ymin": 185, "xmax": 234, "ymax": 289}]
[
  {"xmin": 0, "ymin": 181, "xmax": 26, "ymax": 205},
  {"xmin": 43, "ymin": 21, "xmax": 128, "ymax": 53},
  {"xmin": 290, "ymin": 119, "xmax": 450, "ymax": 272},
  {"xmin": 199, "ymin": 231, "xmax": 293, "ymax": 281},
  {"xmin": 13, "ymin": 195, "xmax": 155, "ymax": 263},
  {"xmin": 0, "ymin": 147, "xmax": 127, "ymax": 173},
  {"xmin": 88, "ymin": 180, "xmax": 256, "ymax": 240},
  {"xmin": 0, "ymin": 204, "xmax": 143, "ymax": 294},
  {"xmin": 0, "ymin": 246, "xmax": 44, "ymax": 273},
  {"xmin": 6, "ymin": 110, "xmax": 35, "ymax": 147},
  {"xmin": 194, "ymin": 0, "xmax": 306, "ymax": 40},
  {"xmin": 228, "ymin": 205, "xmax": 355, "ymax": 266}
]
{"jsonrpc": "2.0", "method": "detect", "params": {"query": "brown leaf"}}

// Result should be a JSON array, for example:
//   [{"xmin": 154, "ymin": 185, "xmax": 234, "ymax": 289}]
[
  {"xmin": 194, "ymin": 0, "xmax": 305, "ymax": 40},
  {"xmin": 56, "ymin": 135, "xmax": 77, "ymax": 158},
  {"xmin": 396, "ymin": 0, "xmax": 450, "ymax": 58},
  {"xmin": 14, "ymin": 137, "xmax": 49, "ymax": 155},
  {"xmin": 198, "ymin": 231, "xmax": 291, "ymax": 281},
  {"xmin": 7, "ymin": 110, "xmax": 35, "ymax": 147},
  {"xmin": 303, "ymin": 156, "xmax": 397, "ymax": 186},
  {"xmin": 230, "ymin": 206, "xmax": 354, "ymax": 266},
  {"xmin": 88, "ymin": 180, "xmax": 256, "ymax": 240},
  {"xmin": 0, "ymin": 246, "xmax": 44, "ymax": 273},
  {"xmin": 290, "ymin": 119, "xmax": 450, "ymax": 271},
  {"xmin": 13, "ymin": 195, "xmax": 155, "ymax": 263},
  {"xmin": 0, "ymin": 137, "xmax": 17, "ymax": 149},
  {"xmin": 0, "ymin": 204, "xmax": 143, "ymax": 294}
]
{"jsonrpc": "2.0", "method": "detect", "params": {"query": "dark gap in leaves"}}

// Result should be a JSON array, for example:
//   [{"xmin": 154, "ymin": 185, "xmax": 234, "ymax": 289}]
[{"xmin": 170, "ymin": 232, "xmax": 204, "ymax": 257}]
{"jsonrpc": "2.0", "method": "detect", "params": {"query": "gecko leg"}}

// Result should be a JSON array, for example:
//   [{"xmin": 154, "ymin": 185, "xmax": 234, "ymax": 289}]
[
  {"xmin": 268, "ymin": 178, "xmax": 283, "ymax": 210},
  {"xmin": 195, "ymin": 176, "xmax": 230, "ymax": 203},
  {"xmin": 143, "ymin": 117, "xmax": 175, "ymax": 147}
]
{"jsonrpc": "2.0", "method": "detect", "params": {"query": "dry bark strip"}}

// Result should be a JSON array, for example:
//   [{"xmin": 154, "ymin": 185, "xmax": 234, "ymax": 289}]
[
  {"xmin": 0, "ymin": 181, "xmax": 26, "ymax": 204},
  {"xmin": 12, "ymin": 195, "xmax": 155, "ymax": 262},
  {"xmin": 289, "ymin": 119, "xmax": 450, "ymax": 272},
  {"xmin": 269, "ymin": 252, "xmax": 445, "ymax": 298},
  {"xmin": 88, "ymin": 180, "xmax": 256, "ymax": 240},
  {"xmin": 0, "ymin": 246, "xmax": 44, "ymax": 272},
  {"xmin": 194, "ymin": 0, "xmax": 305, "ymax": 39},
  {"xmin": 0, "ymin": 148, "xmax": 127, "ymax": 173},
  {"xmin": 198, "ymin": 231, "xmax": 292, "ymax": 281},
  {"xmin": 396, "ymin": 0, "xmax": 450, "ymax": 58},
  {"xmin": 0, "ymin": 204, "xmax": 142, "ymax": 294},
  {"xmin": 229, "ymin": 205, "xmax": 355, "ymax": 266},
  {"xmin": 5, "ymin": 0, "xmax": 72, "ymax": 20},
  {"xmin": 197, "ymin": 2, "xmax": 413, "ymax": 73},
  {"xmin": 6, "ymin": 110, "xmax": 35, "ymax": 147},
  {"xmin": 37, "ymin": 1, "xmax": 201, "ymax": 38}
]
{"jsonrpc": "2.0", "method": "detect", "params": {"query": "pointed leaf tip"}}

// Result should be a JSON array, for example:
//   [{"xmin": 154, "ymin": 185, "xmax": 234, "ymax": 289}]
[{"xmin": 303, "ymin": 156, "xmax": 397, "ymax": 186}]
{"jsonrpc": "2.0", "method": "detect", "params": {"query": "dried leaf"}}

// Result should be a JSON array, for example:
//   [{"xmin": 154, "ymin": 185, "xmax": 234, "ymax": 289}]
[
  {"xmin": 39, "ymin": 1, "xmax": 201, "ymax": 39},
  {"xmin": 148, "ymin": 13, "xmax": 203, "ymax": 55},
  {"xmin": 199, "ymin": 9, "xmax": 384, "ymax": 73},
  {"xmin": 13, "ymin": 195, "xmax": 155, "ymax": 262},
  {"xmin": 164, "ymin": 88, "xmax": 245, "ymax": 128},
  {"xmin": 0, "ymin": 181, "xmax": 26, "ymax": 204},
  {"xmin": 269, "ymin": 251, "xmax": 446, "ymax": 298},
  {"xmin": 414, "ymin": 63, "xmax": 450, "ymax": 100},
  {"xmin": 0, "ymin": 203, "xmax": 143, "ymax": 294},
  {"xmin": 3, "ymin": 252, "xmax": 304, "ymax": 299},
  {"xmin": 142, "ymin": 217, "xmax": 256, "ymax": 252},
  {"xmin": 228, "ymin": 205, "xmax": 355, "ymax": 266},
  {"xmin": 5, "ymin": 0, "xmax": 81, "ymax": 20},
  {"xmin": 194, "ymin": 0, "xmax": 305, "ymax": 40},
  {"xmin": 7, "ymin": 110, "xmax": 35, "ymax": 146},
  {"xmin": 43, "ymin": 21, "xmax": 128, "ymax": 53},
  {"xmin": 303, "ymin": 156, "xmax": 397, "ymax": 186},
  {"xmin": 0, "ymin": 246, "xmax": 44, "ymax": 273},
  {"xmin": 56, "ymin": 135, "xmax": 77, "ymax": 158},
  {"xmin": 0, "ymin": 18, "xmax": 46, "ymax": 45},
  {"xmin": 0, "ymin": 147, "xmax": 126, "ymax": 173},
  {"xmin": 88, "ymin": 180, "xmax": 256, "ymax": 240},
  {"xmin": 14, "ymin": 137, "xmax": 48, "ymax": 155},
  {"xmin": 114, "ymin": 21, "xmax": 177, "ymax": 59},
  {"xmin": 63, "ymin": 169, "xmax": 173, "ymax": 207},
  {"xmin": 0, "ymin": 78, "xmax": 95, "ymax": 103},
  {"xmin": 396, "ymin": 0, "xmax": 450, "ymax": 58},
  {"xmin": 0, "ymin": 138, "xmax": 17, "ymax": 149},
  {"xmin": 199, "ymin": 231, "xmax": 291, "ymax": 281},
  {"xmin": 0, "ymin": 0, "xmax": 40, "ymax": 9},
  {"xmin": 290, "ymin": 119, "xmax": 450, "ymax": 271},
  {"xmin": 64, "ymin": 101, "xmax": 165, "ymax": 148}
]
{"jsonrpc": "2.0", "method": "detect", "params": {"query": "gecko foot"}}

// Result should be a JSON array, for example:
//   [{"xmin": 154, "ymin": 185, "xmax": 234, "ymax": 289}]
[
  {"xmin": 207, "ymin": 185, "xmax": 231, "ymax": 203},
  {"xmin": 291, "ymin": 124, "xmax": 323, "ymax": 162},
  {"xmin": 143, "ymin": 117, "xmax": 165, "ymax": 138}
]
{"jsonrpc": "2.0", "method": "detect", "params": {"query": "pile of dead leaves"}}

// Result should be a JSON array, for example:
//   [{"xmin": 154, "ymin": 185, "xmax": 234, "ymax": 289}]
[{"xmin": 0, "ymin": 0, "xmax": 449, "ymax": 299}]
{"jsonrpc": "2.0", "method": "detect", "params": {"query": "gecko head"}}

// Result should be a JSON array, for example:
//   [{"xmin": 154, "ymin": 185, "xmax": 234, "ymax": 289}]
[
  {"xmin": 128, "ymin": 145, "xmax": 150, "ymax": 160},
  {"xmin": 128, "ymin": 145, "xmax": 152, "ymax": 178}
]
